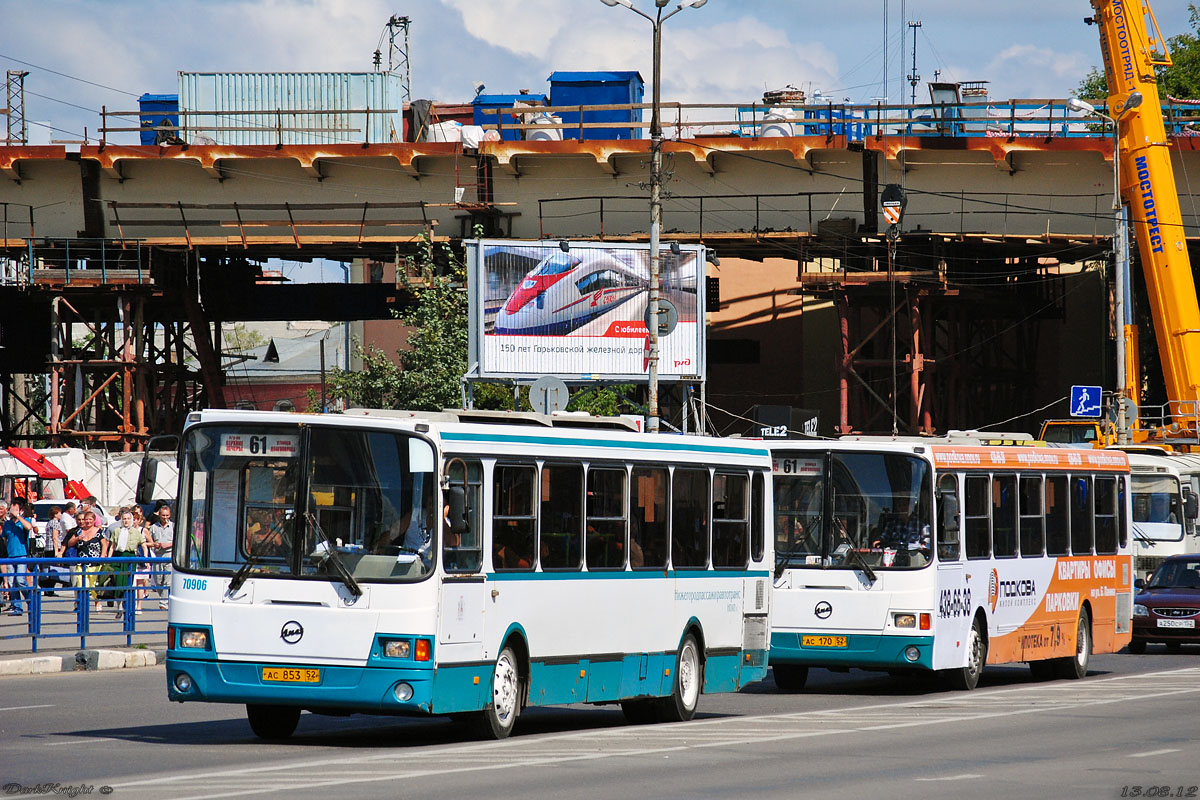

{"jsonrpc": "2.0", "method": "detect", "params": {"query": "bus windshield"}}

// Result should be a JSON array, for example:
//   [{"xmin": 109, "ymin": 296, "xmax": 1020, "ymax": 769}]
[
  {"xmin": 775, "ymin": 451, "xmax": 932, "ymax": 571},
  {"xmin": 1132, "ymin": 474, "xmax": 1182, "ymax": 538},
  {"xmin": 178, "ymin": 424, "xmax": 437, "ymax": 583}
]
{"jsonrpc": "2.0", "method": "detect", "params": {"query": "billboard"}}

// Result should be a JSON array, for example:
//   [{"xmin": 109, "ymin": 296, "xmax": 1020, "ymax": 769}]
[{"xmin": 466, "ymin": 240, "xmax": 705, "ymax": 381}]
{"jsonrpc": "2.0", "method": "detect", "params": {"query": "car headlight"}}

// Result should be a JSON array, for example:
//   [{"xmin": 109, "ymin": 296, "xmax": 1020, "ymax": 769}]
[{"xmin": 1133, "ymin": 603, "xmax": 1148, "ymax": 617}]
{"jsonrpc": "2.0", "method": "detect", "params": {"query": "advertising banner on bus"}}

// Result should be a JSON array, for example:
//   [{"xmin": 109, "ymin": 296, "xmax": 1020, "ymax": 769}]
[{"xmin": 465, "ymin": 239, "xmax": 706, "ymax": 380}]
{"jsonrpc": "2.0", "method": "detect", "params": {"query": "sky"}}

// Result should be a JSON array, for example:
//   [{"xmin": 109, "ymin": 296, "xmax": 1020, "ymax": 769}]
[
  {"xmin": 5, "ymin": 0, "xmax": 1194, "ymax": 146},
  {"xmin": 2, "ymin": 0, "xmax": 1194, "ymax": 282}
]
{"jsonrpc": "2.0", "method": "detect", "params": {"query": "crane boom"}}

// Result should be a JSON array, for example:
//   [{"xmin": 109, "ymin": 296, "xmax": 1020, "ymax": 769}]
[{"xmin": 1090, "ymin": 0, "xmax": 1200, "ymax": 433}]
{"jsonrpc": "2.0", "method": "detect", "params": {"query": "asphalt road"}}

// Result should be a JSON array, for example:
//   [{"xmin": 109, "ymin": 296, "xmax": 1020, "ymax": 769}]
[{"xmin": 3, "ymin": 648, "xmax": 1199, "ymax": 800}]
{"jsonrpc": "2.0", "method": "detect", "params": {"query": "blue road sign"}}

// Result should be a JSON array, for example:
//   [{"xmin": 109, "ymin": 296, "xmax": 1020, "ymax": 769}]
[{"xmin": 1070, "ymin": 385, "xmax": 1103, "ymax": 418}]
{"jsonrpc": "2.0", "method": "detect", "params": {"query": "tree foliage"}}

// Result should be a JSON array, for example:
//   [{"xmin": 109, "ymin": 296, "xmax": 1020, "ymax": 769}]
[{"xmin": 1075, "ymin": 5, "xmax": 1200, "ymax": 99}]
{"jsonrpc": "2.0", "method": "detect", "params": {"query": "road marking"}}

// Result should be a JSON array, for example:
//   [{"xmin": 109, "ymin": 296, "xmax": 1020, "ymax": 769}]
[
  {"xmin": 915, "ymin": 774, "xmax": 983, "ymax": 782},
  {"xmin": 110, "ymin": 666, "xmax": 1200, "ymax": 800},
  {"xmin": 1129, "ymin": 748, "xmax": 1182, "ymax": 758},
  {"xmin": 0, "ymin": 704, "xmax": 54, "ymax": 712}
]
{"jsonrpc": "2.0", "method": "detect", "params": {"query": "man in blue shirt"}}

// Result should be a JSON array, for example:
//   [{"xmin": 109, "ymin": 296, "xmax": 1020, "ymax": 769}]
[{"xmin": 2, "ymin": 497, "xmax": 34, "ymax": 615}]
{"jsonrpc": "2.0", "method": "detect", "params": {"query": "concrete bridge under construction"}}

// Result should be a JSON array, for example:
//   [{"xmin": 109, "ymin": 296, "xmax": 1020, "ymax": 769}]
[{"xmin": 3, "ymin": 98, "xmax": 1200, "ymax": 445}]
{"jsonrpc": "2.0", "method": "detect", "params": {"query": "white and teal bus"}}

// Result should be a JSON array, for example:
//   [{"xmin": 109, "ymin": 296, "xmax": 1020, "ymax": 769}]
[
  {"xmin": 1125, "ymin": 450, "xmax": 1200, "ymax": 580},
  {"xmin": 159, "ymin": 409, "xmax": 772, "ymax": 739}
]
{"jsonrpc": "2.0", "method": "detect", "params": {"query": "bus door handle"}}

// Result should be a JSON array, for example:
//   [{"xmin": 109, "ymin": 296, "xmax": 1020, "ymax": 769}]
[{"xmin": 491, "ymin": 588, "xmax": 500, "ymax": 599}]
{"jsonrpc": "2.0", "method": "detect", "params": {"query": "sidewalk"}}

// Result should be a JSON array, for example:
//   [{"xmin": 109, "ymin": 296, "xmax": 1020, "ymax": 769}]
[
  {"xmin": 0, "ymin": 590, "xmax": 170, "ymax": 675},
  {"xmin": 0, "ymin": 645, "xmax": 167, "ymax": 676}
]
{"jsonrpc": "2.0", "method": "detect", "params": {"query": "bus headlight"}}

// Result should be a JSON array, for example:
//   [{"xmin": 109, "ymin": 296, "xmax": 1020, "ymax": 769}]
[
  {"xmin": 1133, "ymin": 604, "xmax": 1148, "ymax": 617},
  {"xmin": 893, "ymin": 613, "xmax": 916, "ymax": 628},
  {"xmin": 904, "ymin": 645, "xmax": 921, "ymax": 662},
  {"xmin": 174, "ymin": 673, "xmax": 193, "ymax": 693},
  {"xmin": 383, "ymin": 639, "xmax": 411, "ymax": 659},
  {"xmin": 393, "ymin": 682, "xmax": 414, "ymax": 702},
  {"xmin": 180, "ymin": 630, "xmax": 209, "ymax": 649}
]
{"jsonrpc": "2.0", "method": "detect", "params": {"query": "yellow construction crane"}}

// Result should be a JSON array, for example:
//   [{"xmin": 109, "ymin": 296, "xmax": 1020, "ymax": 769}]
[{"xmin": 1043, "ymin": 1, "xmax": 1200, "ymax": 448}]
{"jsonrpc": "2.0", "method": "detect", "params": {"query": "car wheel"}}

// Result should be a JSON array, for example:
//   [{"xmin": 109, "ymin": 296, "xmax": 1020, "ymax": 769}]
[{"xmin": 1127, "ymin": 638, "xmax": 1146, "ymax": 655}]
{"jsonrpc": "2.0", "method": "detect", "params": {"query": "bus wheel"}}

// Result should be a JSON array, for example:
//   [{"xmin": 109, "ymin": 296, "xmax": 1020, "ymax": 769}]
[
  {"xmin": 1054, "ymin": 610, "xmax": 1091, "ymax": 680},
  {"xmin": 474, "ymin": 645, "xmax": 521, "ymax": 740},
  {"xmin": 773, "ymin": 664, "xmax": 809, "ymax": 692},
  {"xmin": 946, "ymin": 619, "xmax": 986, "ymax": 691},
  {"xmin": 658, "ymin": 633, "xmax": 702, "ymax": 722},
  {"xmin": 1127, "ymin": 639, "xmax": 1146, "ymax": 655},
  {"xmin": 620, "ymin": 699, "xmax": 659, "ymax": 724},
  {"xmin": 246, "ymin": 704, "xmax": 300, "ymax": 740}
]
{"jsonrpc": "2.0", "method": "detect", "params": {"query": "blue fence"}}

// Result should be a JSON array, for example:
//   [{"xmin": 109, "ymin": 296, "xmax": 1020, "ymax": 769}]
[{"xmin": 0, "ymin": 556, "xmax": 171, "ymax": 653}]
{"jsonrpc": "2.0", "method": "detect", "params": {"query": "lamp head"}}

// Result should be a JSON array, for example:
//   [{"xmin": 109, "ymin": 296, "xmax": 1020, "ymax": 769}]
[
  {"xmin": 669, "ymin": 241, "xmax": 681, "ymax": 256},
  {"xmin": 1066, "ymin": 97, "xmax": 1096, "ymax": 115},
  {"xmin": 559, "ymin": 240, "xmax": 571, "ymax": 253},
  {"xmin": 656, "ymin": 0, "xmax": 670, "ymax": 6},
  {"xmin": 680, "ymin": 0, "xmax": 708, "ymax": 6},
  {"xmin": 1121, "ymin": 91, "xmax": 1144, "ymax": 113},
  {"xmin": 600, "ymin": 0, "xmax": 632, "ymax": 6}
]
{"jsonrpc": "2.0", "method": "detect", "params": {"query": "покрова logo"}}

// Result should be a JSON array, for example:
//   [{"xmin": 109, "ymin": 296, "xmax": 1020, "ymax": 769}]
[{"xmin": 814, "ymin": 601, "xmax": 832, "ymax": 619}]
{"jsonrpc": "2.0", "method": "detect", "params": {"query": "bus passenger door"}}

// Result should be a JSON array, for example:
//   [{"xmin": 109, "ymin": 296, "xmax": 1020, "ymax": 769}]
[{"xmin": 933, "ymin": 475, "xmax": 971, "ymax": 670}]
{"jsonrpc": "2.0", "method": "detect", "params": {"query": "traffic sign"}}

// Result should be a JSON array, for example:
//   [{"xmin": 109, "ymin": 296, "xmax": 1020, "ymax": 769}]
[{"xmin": 1070, "ymin": 385, "xmax": 1103, "ymax": 418}]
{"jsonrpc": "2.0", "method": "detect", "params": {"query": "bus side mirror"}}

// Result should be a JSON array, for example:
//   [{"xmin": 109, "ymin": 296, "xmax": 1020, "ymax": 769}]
[
  {"xmin": 137, "ymin": 434, "xmax": 179, "ymax": 505},
  {"xmin": 447, "ymin": 485, "xmax": 470, "ymax": 535},
  {"xmin": 1185, "ymin": 492, "xmax": 1198, "ymax": 521},
  {"xmin": 940, "ymin": 493, "xmax": 960, "ymax": 533}
]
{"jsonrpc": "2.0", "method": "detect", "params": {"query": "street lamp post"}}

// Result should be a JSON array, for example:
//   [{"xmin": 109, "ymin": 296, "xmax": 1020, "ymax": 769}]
[
  {"xmin": 601, "ymin": 0, "xmax": 707, "ymax": 433},
  {"xmin": 1068, "ymin": 93, "xmax": 1143, "ymax": 444}
]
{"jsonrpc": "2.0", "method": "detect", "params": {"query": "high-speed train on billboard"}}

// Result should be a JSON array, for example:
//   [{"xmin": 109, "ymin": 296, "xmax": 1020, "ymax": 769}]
[{"xmin": 493, "ymin": 250, "xmax": 646, "ymax": 335}]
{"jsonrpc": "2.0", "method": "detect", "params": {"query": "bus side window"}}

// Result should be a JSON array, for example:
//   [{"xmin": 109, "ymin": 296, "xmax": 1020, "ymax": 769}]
[
  {"xmin": 444, "ymin": 459, "xmax": 483, "ymax": 573},
  {"xmin": 1071, "ymin": 475, "xmax": 1093, "ymax": 555},
  {"xmin": 992, "ymin": 474, "xmax": 1017, "ymax": 558},
  {"xmin": 586, "ymin": 467, "xmax": 626, "ymax": 570},
  {"xmin": 1094, "ymin": 476, "xmax": 1118, "ymax": 554},
  {"xmin": 541, "ymin": 463, "xmax": 583, "ymax": 570},
  {"xmin": 1119, "ymin": 477, "xmax": 1129, "ymax": 549},
  {"xmin": 1046, "ymin": 476, "xmax": 1069, "ymax": 556},
  {"xmin": 1019, "ymin": 475, "xmax": 1044, "ymax": 557},
  {"xmin": 712, "ymin": 472, "xmax": 749, "ymax": 568},
  {"xmin": 493, "ymin": 464, "xmax": 536, "ymax": 571},
  {"xmin": 965, "ymin": 475, "xmax": 990, "ymax": 560},
  {"xmin": 631, "ymin": 467, "xmax": 668, "ymax": 569},
  {"xmin": 937, "ymin": 474, "xmax": 960, "ymax": 562},
  {"xmin": 750, "ymin": 471, "xmax": 765, "ymax": 563},
  {"xmin": 672, "ymin": 468, "xmax": 710, "ymax": 569}
]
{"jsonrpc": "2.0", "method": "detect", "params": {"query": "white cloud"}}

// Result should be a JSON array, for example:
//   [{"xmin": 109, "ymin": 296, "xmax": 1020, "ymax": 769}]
[{"xmin": 442, "ymin": 0, "xmax": 571, "ymax": 59}]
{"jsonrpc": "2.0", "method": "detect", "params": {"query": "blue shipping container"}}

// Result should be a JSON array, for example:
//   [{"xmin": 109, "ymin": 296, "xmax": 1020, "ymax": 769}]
[
  {"xmin": 473, "ymin": 93, "xmax": 548, "ymax": 141},
  {"xmin": 138, "ymin": 93, "xmax": 179, "ymax": 146},
  {"xmin": 548, "ymin": 71, "xmax": 644, "ymax": 140}
]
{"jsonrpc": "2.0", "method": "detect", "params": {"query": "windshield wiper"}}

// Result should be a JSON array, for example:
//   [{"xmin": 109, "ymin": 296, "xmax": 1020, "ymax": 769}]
[
  {"xmin": 834, "ymin": 527, "xmax": 876, "ymax": 583},
  {"xmin": 305, "ymin": 512, "xmax": 363, "ymax": 597},
  {"xmin": 1132, "ymin": 524, "xmax": 1155, "ymax": 547},
  {"xmin": 228, "ymin": 551, "xmax": 262, "ymax": 594}
]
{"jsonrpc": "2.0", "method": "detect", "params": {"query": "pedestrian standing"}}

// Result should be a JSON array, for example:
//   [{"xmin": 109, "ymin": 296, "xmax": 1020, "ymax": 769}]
[
  {"xmin": 148, "ymin": 501, "xmax": 174, "ymax": 609},
  {"xmin": 2, "ymin": 498, "xmax": 35, "ymax": 616}
]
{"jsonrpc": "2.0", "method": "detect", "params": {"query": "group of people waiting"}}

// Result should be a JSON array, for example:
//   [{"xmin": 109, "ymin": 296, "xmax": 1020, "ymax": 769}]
[{"xmin": 0, "ymin": 496, "xmax": 173, "ymax": 618}]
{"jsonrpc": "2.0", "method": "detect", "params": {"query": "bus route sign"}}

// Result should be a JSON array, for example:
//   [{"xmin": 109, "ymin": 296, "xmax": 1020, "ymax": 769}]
[{"xmin": 1069, "ymin": 385, "xmax": 1103, "ymax": 418}]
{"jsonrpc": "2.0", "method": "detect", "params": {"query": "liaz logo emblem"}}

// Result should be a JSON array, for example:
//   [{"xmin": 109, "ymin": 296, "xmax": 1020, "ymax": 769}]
[
  {"xmin": 280, "ymin": 621, "xmax": 304, "ymax": 645},
  {"xmin": 814, "ymin": 601, "xmax": 833, "ymax": 619},
  {"xmin": 988, "ymin": 568, "xmax": 1000, "ymax": 612}
]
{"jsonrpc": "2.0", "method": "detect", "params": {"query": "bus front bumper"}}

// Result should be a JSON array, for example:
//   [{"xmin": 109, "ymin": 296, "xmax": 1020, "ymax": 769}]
[
  {"xmin": 166, "ymin": 657, "xmax": 436, "ymax": 714},
  {"xmin": 769, "ymin": 631, "xmax": 934, "ymax": 670}
]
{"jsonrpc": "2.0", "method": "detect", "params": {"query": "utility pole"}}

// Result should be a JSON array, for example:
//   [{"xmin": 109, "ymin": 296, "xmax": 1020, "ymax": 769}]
[{"xmin": 907, "ymin": 21, "xmax": 922, "ymax": 105}]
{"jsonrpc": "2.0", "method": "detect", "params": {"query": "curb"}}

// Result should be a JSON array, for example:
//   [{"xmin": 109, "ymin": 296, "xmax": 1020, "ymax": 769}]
[{"xmin": 0, "ymin": 648, "xmax": 167, "ymax": 676}]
